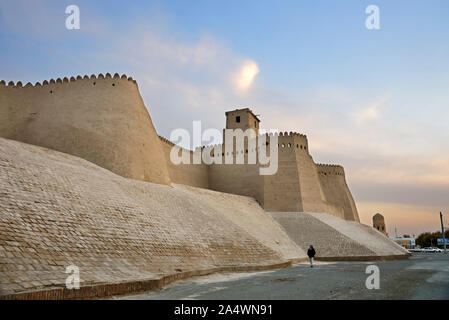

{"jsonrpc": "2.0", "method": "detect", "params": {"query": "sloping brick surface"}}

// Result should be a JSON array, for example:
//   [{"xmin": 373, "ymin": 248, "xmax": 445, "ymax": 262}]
[
  {"xmin": 269, "ymin": 212, "xmax": 409, "ymax": 258},
  {"xmin": 0, "ymin": 137, "xmax": 304, "ymax": 297}
]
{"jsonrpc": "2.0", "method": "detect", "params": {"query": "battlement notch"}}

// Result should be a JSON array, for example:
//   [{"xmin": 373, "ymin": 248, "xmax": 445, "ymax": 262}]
[
  {"xmin": 316, "ymin": 163, "xmax": 345, "ymax": 176},
  {"xmin": 0, "ymin": 73, "xmax": 137, "ymax": 90}
]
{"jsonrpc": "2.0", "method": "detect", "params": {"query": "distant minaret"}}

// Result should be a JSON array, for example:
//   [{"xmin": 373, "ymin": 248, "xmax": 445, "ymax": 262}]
[{"xmin": 373, "ymin": 213, "xmax": 387, "ymax": 236}]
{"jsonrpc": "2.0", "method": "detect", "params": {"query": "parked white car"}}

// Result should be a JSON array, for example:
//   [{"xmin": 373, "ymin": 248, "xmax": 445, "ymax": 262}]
[{"xmin": 421, "ymin": 247, "xmax": 443, "ymax": 252}]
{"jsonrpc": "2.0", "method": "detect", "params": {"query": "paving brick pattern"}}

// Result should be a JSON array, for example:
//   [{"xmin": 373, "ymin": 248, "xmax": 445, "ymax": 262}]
[{"xmin": 0, "ymin": 137, "xmax": 304, "ymax": 297}]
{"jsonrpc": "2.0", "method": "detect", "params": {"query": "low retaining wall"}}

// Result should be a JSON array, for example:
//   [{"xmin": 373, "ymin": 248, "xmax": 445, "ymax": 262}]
[{"xmin": 1, "ymin": 259, "xmax": 308, "ymax": 300}]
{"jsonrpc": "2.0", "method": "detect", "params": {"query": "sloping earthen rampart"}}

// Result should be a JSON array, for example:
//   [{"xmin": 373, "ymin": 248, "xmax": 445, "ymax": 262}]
[{"xmin": 0, "ymin": 137, "xmax": 304, "ymax": 298}]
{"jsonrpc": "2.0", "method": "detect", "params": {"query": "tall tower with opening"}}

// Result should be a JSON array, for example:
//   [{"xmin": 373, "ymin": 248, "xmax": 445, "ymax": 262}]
[{"xmin": 373, "ymin": 213, "xmax": 387, "ymax": 236}]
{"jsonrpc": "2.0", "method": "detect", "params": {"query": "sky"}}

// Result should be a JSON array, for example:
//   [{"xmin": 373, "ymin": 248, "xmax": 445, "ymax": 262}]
[{"xmin": 1, "ymin": 0, "xmax": 448, "ymax": 236}]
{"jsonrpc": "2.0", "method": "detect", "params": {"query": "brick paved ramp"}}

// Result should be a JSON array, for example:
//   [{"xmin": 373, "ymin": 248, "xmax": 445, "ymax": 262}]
[
  {"xmin": 0, "ymin": 137, "xmax": 305, "ymax": 298},
  {"xmin": 269, "ymin": 212, "xmax": 409, "ymax": 260}
]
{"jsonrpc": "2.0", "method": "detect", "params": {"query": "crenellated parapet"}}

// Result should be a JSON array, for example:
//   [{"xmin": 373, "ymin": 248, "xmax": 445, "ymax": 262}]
[
  {"xmin": 0, "ymin": 73, "xmax": 171, "ymax": 186},
  {"xmin": 0, "ymin": 73, "xmax": 137, "ymax": 89},
  {"xmin": 316, "ymin": 163, "xmax": 345, "ymax": 176},
  {"xmin": 187, "ymin": 131, "xmax": 310, "ymax": 157},
  {"xmin": 269, "ymin": 131, "xmax": 309, "ymax": 153},
  {"xmin": 158, "ymin": 135, "xmax": 194, "ymax": 154},
  {"xmin": 267, "ymin": 131, "xmax": 306, "ymax": 139},
  {"xmin": 158, "ymin": 135, "xmax": 176, "ymax": 147}
]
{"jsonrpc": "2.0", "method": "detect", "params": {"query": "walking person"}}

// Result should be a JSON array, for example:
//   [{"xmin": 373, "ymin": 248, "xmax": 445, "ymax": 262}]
[{"xmin": 307, "ymin": 245, "xmax": 316, "ymax": 268}]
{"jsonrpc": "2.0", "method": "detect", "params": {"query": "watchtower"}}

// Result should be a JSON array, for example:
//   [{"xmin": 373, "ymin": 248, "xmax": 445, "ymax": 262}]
[
  {"xmin": 225, "ymin": 108, "xmax": 260, "ymax": 136},
  {"xmin": 373, "ymin": 213, "xmax": 387, "ymax": 236}
]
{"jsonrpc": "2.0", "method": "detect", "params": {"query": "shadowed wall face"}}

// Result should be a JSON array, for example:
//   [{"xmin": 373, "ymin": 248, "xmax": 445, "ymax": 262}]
[
  {"xmin": 317, "ymin": 165, "xmax": 360, "ymax": 222},
  {"xmin": 0, "ymin": 75, "xmax": 171, "ymax": 185}
]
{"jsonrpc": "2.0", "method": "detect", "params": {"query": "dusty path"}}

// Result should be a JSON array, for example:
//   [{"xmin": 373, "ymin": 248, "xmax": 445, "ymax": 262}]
[{"xmin": 112, "ymin": 253, "xmax": 449, "ymax": 300}]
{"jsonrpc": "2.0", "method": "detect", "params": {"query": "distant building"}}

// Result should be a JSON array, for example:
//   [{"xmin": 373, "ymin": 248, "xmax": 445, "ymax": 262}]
[
  {"xmin": 373, "ymin": 213, "xmax": 387, "ymax": 236},
  {"xmin": 391, "ymin": 237, "xmax": 416, "ymax": 249}
]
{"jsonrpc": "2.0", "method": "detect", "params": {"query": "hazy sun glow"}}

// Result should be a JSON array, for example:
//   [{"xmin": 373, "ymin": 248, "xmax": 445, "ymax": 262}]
[{"xmin": 234, "ymin": 60, "xmax": 259, "ymax": 91}]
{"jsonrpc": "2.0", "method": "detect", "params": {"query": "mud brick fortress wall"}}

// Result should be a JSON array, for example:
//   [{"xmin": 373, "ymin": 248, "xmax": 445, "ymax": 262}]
[
  {"xmin": 0, "ymin": 74, "xmax": 170, "ymax": 185},
  {"xmin": 0, "ymin": 75, "xmax": 359, "ymax": 222},
  {"xmin": 158, "ymin": 126, "xmax": 359, "ymax": 222},
  {"xmin": 158, "ymin": 136, "xmax": 210, "ymax": 189},
  {"xmin": 0, "ymin": 75, "xmax": 407, "ymax": 298},
  {"xmin": 207, "ymin": 132, "xmax": 359, "ymax": 221}
]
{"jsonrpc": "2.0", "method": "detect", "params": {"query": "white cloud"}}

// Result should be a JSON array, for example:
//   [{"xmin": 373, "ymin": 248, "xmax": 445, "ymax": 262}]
[
  {"xmin": 233, "ymin": 60, "xmax": 260, "ymax": 92},
  {"xmin": 357, "ymin": 104, "xmax": 379, "ymax": 122},
  {"xmin": 96, "ymin": 20, "xmax": 264, "ymax": 136},
  {"xmin": 353, "ymin": 96, "xmax": 389, "ymax": 125}
]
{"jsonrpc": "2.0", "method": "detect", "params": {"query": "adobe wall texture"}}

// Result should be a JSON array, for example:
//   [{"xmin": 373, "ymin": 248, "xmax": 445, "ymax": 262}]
[
  {"xmin": 0, "ymin": 74, "xmax": 170, "ymax": 185},
  {"xmin": 317, "ymin": 164, "xmax": 360, "ymax": 222},
  {"xmin": 207, "ymin": 139, "xmax": 264, "ymax": 207},
  {"xmin": 187, "ymin": 132, "xmax": 360, "ymax": 222},
  {"xmin": 159, "ymin": 136, "xmax": 209, "ymax": 188},
  {"xmin": 0, "ymin": 137, "xmax": 304, "ymax": 297},
  {"xmin": 261, "ymin": 134, "xmax": 301, "ymax": 211}
]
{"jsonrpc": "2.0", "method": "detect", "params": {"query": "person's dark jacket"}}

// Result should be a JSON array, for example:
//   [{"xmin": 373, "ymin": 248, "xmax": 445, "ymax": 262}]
[{"xmin": 307, "ymin": 248, "xmax": 316, "ymax": 258}]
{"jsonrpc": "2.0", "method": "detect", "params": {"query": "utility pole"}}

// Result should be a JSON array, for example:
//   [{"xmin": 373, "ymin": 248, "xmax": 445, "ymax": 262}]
[{"xmin": 440, "ymin": 212, "xmax": 447, "ymax": 254}]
